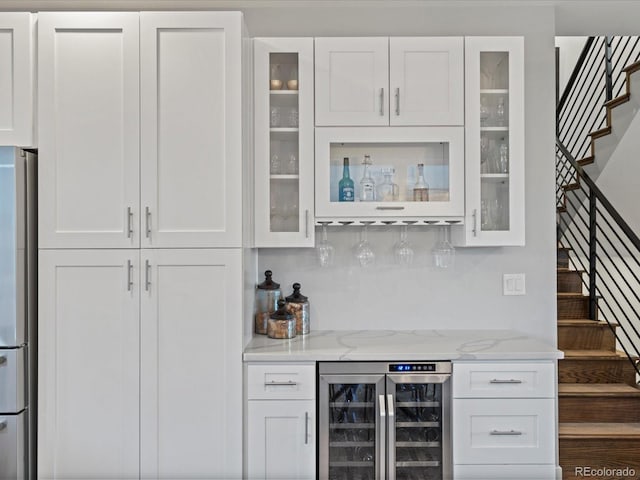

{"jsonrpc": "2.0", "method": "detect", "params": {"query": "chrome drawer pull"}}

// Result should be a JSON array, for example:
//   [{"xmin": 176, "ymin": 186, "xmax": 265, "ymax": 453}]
[
  {"xmin": 376, "ymin": 206, "xmax": 405, "ymax": 210},
  {"xmin": 264, "ymin": 380, "xmax": 297, "ymax": 386},
  {"xmin": 490, "ymin": 379, "xmax": 523, "ymax": 384},
  {"xmin": 490, "ymin": 429, "xmax": 523, "ymax": 436}
]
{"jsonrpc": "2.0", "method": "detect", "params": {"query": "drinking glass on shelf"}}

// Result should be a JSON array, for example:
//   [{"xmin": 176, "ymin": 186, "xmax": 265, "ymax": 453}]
[
  {"xmin": 270, "ymin": 152, "xmax": 281, "ymax": 175},
  {"xmin": 270, "ymin": 106, "xmax": 281, "ymax": 127},
  {"xmin": 394, "ymin": 223, "xmax": 414, "ymax": 267},
  {"xmin": 316, "ymin": 222, "xmax": 334, "ymax": 267},
  {"xmin": 287, "ymin": 153, "xmax": 298, "ymax": 175},
  {"xmin": 354, "ymin": 223, "xmax": 375, "ymax": 268},
  {"xmin": 432, "ymin": 225, "xmax": 455, "ymax": 269},
  {"xmin": 288, "ymin": 107, "xmax": 299, "ymax": 128}
]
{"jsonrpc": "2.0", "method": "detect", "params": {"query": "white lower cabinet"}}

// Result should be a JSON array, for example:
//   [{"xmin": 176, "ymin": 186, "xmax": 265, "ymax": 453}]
[
  {"xmin": 246, "ymin": 363, "xmax": 315, "ymax": 479},
  {"xmin": 39, "ymin": 248, "xmax": 243, "ymax": 479},
  {"xmin": 452, "ymin": 361, "xmax": 557, "ymax": 479}
]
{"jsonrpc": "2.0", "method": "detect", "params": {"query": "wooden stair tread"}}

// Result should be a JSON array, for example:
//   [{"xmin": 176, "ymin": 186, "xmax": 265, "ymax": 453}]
[
  {"xmin": 559, "ymin": 383, "xmax": 640, "ymax": 397},
  {"xmin": 562, "ymin": 349, "xmax": 631, "ymax": 359},
  {"xmin": 589, "ymin": 126, "xmax": 612, "ymax": 138},
  {"xmin": 577, "ymin": 155, "xmax": 594, "ymax": 166},
  {"xmin": 559, "ymin": 422, "xmax": 640, "ymax": 439},
  {"xmin": 622, "ymin": 59, "xmax": 640, "ymax": 74},
  {"xmin": 604, "ymin": 92, "xmax": 630, "ymax": 109},
  {"xmin": 557, "ymin": 267, "xmax": 585, "ymax": 273},
  {"xmin": 557, "ymin": 319, "xmax": 611, "ymax": 326},
  {"xmin": 557, "ymin": 292, "xmax": 589, "ymax": 298}
]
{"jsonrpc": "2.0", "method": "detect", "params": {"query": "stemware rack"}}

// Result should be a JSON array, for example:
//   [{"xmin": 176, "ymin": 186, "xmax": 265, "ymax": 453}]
[{"xmin": 315, "ymin": 218, "xmax": 464, "ymax": 227}]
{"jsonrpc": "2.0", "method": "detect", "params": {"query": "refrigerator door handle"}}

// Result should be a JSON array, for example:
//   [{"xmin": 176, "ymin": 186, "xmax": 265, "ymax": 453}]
[
  {"xmin": 378, "ymin": 394, "xmax": 387, "ymax": 480},
  {"xmin": 387, "ymin": 394, "xmax": 396, "ymax": 480}
]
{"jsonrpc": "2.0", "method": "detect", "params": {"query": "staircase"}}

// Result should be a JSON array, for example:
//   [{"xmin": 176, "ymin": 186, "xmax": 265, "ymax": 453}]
[{"xmin": 557, "ymin": 248, "xmax": 640, "ymax": 480}]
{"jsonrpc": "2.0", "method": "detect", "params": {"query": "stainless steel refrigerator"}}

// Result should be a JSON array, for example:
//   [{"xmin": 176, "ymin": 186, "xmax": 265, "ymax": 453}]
[
  {"xmin": 319, "ymin": 362, "xmax": 452, "ymax": 480},
  {"xmin": 1, "ymin": 147, "xmax": 36, "ymax": 480}
]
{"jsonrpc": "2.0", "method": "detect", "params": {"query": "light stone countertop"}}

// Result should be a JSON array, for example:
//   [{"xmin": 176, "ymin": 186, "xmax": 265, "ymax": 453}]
[{"xmin": 243, "ymin": 329, "xmax": 564, "ymax": 362}]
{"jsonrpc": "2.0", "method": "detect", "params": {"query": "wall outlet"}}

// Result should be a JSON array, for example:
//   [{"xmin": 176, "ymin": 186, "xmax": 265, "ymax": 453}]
[{"xmin": 503, "ymin": 273, "xmax": 526, "ymax": 295}]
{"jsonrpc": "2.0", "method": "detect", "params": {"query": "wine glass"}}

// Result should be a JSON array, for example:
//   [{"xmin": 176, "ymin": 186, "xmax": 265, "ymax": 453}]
[
  {"xmin": 432, "ymin": 225, "xmax": 455, "ymax": 269},
  {"xmin": 316, "ymin": 222, "xmax": 334, "ymax": 267},
  {"xmin": 354, "ymin": 222, "xmax": 375, "ymax": 268},
  {"xmin": 394, "ymin": 223, "xmax": 415, "ymax": 267}
]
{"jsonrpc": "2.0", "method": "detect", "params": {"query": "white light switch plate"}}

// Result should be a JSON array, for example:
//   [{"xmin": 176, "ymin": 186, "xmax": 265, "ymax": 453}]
[{"xmin": 503, "ymin": 273, "xmax": 526, "ymax": 295}]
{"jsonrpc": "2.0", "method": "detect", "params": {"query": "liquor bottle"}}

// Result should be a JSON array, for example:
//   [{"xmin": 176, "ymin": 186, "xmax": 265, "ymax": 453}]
[
  {"xmin": 377, "ymin": 168, "xmax": 399, "ymax": 201},
  {"xmin": 413, "ymin": 163, "xmax": 429, "ymax": 201},
  {"xmin": 359, "ymin": 155, "xmax": 376, "ymax": 202},
  {"xmin": 338, "ymin": 157, "xmax": 355, "ymax": 202}
]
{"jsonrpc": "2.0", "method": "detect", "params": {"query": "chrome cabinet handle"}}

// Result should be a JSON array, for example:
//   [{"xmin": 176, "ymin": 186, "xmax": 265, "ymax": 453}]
[
  {"xmin": 380, "ymin": 88, "xmax": 384, "ymax": 116},
  {"xmin": 127, "ymin": 207, "xmax": 133, "ymax": 238},
  {"xmin": 264, "ymin": 380, "xmax": 297, "ymax": 386},
  {"xmin": 0, "ymin": 355, "xmax": 6, "ymax": 365},
  {"xmin": 490, "ymin": 429, "xmax": 523, "ymax": 436},
  {"xmin": 490, "ymin": 379, "xmax": 523, "ymax": 384},
  {"xmin": 145, "ymin": 260, "xmax": 151, "ymax": 291},
  {"xmin": 0, "ymin": 421, "xmax": 7, "ymax": 431},
  {"xmin": 376, "ymin": 206, "xmax": 405, "ymax": 211},
  {"xmin": 305, "ymin": 210, "xmax": 310, "ymax": 239},
  {"xmin": 395, "ymin": 87, "xmax": 400, "ymax": 116},
  {"xmin": 145, "ymin": 207, "xmax": 151, "ymax": 238},
  {"xmin": 127, "ymin": 260, "xmax": 133, "ymax": 291},
  {"xmin": 378, "ymin": 395, "xmax": 386, "ymax": 479},
  {"xmin": 304, "ymin": 412, "xmax": 309, "ymax": 445},
  {"xmin": 472, "ymin": 209, "xmax": 478, "ymax": 237}
]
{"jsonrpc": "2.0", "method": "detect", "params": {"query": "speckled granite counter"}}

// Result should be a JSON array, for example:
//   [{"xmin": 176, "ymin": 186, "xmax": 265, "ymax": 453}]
[{"xmin": 243, "ymin": 329, "xmax": 563, "ymax": 362}]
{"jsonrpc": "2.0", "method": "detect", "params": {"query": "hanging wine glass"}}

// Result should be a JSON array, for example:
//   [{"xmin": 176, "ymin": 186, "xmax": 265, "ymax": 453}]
[
  {"xmin": 354, "ymin": 222, "xmax": 375, "ymax": 268},
  {"xmin": 394, "ymin": 222, "xmax": 415, "ymax": 267},
  {"xmin": 316, "ymin": 222, "xmax": 334, "ymax": 267},
  {"xmin": 432, "ymin": 225, "xmax": 455, "ymax": 269}
]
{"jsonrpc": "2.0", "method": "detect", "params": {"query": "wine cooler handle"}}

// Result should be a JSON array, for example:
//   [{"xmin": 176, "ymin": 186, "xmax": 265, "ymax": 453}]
[
  {"xmin": 387, "ymin": 394, "xmax": 396, "ymax": 480},
  {"xmin": 378, "ymin": 394, "xmax": 387, "ymax": 480},
  {"xmin": 490, "ymin": 429, "xmax": 523, "ymax": 436},
  {"xmin": 380, "ymin": 88, "xmax": 385, "ymax": 116}
]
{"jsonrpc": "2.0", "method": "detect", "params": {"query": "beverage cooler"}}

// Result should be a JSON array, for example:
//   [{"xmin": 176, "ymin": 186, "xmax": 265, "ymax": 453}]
[{"xmin": 319, "ymin": 362, "xmax": 452, "ymax": 480}]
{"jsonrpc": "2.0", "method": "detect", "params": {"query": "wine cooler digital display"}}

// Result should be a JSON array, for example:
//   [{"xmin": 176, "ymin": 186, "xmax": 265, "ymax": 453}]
[{"xmin": 319, "ymin": 362, "xmax": 452, "ymax": 480}]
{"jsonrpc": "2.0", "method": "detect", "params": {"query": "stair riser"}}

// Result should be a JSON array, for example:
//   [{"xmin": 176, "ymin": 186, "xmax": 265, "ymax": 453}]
[
  {"xmin": 559, "ymin": 396, "xmax": 640, "ymax": 422},
  {"xmin": 560, "ymin": 439, "xmax": 640, "ymax": 480},
  {"xmin": 557, "ymin": 271, "xmax": 584, "ymax": 293},
  {"xmin": 559, "ymin": 358, "xmax": 637, "ymax": 386},
  {"xmin": 558, "ymin": 250, "xmax": 570, "ymax": 269},
  {"xmin": 558, "ymin": 325, "xmax": 616, "ymax": 351},
  {"xmin": 558, "ymin": 297, "xmax": 591, "ymax": 319}
]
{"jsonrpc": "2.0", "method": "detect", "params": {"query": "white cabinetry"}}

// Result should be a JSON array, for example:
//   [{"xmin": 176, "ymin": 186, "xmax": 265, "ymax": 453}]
[
  {"xmin": 315, "ymin": 37, "xmax": 463, "ymax": 126},
  {"xmin": 452, "ymin": 361, "xmax": 557, "ymax": 479},
  {"xmin": 39, "ymin": 12, "xmax": 243, "ymax": 249},
  {"xmin": 0, "ymin": 13, "xmax": 35, "ymax": 147},
  {"xmin": 39, "ymin": 248, "xmax": 243, "ymax": 480},
  {"xmin": 254, "ymin": 38, "xmax": 314, "ymax": 247},
  {"xmin": 453, "ymin": 37, "xmax": 525, "ymax": 247},
  {"xmin": 246, "ymin": 363, "xmax": 315, "ymax": 480},
  {"xmin": 38, "ymin": 249, "xmax": 141, "ymax": 479},
  {"xmin": 38, "ymin": 12, "xmax": 140, "ymax": 249}
]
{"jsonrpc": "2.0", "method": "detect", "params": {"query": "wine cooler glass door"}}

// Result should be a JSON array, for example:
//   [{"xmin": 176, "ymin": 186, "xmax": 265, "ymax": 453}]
[
  {"xmin": 387, "ymin": 375, "xmax": 452, "ymax": 480},
  {"xmin": 319, "ymin": 374, "xmax": 386, "ymax": 480}
]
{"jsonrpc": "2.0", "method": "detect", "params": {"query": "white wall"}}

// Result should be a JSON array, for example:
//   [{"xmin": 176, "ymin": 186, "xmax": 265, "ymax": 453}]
[
  {"xmin": 556, "ymin": 36, "xmax": 588, "ymax": 93},
  {"xmin": 255, "ymin": 5, "xmax": 558, "ymax": 345}
]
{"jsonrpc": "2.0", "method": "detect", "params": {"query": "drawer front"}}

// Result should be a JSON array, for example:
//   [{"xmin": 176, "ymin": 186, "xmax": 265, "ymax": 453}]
[
  {"xmin": 453, "ymin": 398, "xmax": 556, "ymax": 465},
  {"xmin": 247, "ymin": 363, "xmax": 315, "ymax": 400},
  {"xmin": 453, "ymin": 362, "xmax": 555, "ymax": 398},
  {"xmin": 454, "ymin": 464, "xmax": 557, "ymax": 479}
]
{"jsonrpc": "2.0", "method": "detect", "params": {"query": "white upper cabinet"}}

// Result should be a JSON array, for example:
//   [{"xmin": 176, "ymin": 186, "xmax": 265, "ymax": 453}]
[
  {"xmin": 38, "ymin": 13, "xmax": 140, "ymax": 249},
  {"xmin": 315, "ymin": 37, "xmax": 463, "ymax": 127},
  {"xmin": 140, "ymin": 12, "xmax": 243, "ymax": 248},
  {"xmin": 0, "ymin": 13, "xmax": 35, "ymax": 147},
  {"xmin": 453, "ymin": 37, "xmax": 525, "ymax": 247},
  {"xmin": 38, "ymin": 249, "xmax": 140, "ymax": 480},
  {"xmin": 254, "ymin": 38, "xmax": 315, "ymax": 247}
]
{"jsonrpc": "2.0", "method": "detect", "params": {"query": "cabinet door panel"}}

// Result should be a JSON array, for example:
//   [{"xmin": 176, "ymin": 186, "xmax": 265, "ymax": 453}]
[
  {"xmin": 247, "ymin": 400, "xmax": 315, "ymax": 480},
  {"xmin": 0, "ymin": 13, "xmax": 34, "ymax": 146},
  {"xmin": 38, "ymin": 249, "xmax": 140, "ymax": 480},
  {"xmin": 390, "ymin": 37, "xmax": 464, "ymax": 126},
  {"xmin": 38, "ymin": 13, "xmax": 140, "ymax": 248},
  {"xmin": 315, "ymin": 37, "xmax": 389, "ymax": 126},
  {"xmin": 140, "ymin": 249, "xmax": 242, "ymax": 478},
  {"xmin": 141, "ymin": 12, "xmax": 242, "ymax": 248}
]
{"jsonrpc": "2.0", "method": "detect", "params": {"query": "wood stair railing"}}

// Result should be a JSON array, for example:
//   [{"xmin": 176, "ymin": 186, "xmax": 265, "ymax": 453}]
[{"xmin": 557, "ymin": 247, "xmax": 640, "ymax": 480}]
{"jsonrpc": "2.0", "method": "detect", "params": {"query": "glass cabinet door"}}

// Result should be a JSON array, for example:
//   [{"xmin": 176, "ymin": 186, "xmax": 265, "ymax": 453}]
[
  {"xmin": 254, "ymin": 38, "xmax": 314, "ymax": 247},
  {"xmin": 388, "ymin": 376, "xmax": 451, "ymax": 480},
  {"xmin": 319, "ymin": 375, "xmax": 385, "ymax": 480},
  {"xmin": 453, "ymin": 37, "xmax": 525, "ymax": 247}
]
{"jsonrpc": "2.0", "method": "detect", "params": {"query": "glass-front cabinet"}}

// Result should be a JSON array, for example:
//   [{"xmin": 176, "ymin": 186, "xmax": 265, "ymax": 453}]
[
  {"xmin": 254, "ymin": 38, "xmax": 314, "ymax": 247},
  {"xmin": 453, "ymin": 36, "xmax": 525, "ymax": 246},
  {"xmin": 315, "ymin": 127, "xmax": 465, "ymax": 223}
]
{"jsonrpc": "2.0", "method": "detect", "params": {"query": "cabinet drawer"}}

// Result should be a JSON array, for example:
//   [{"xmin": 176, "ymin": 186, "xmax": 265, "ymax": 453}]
[
  {"xmin": 453, "ymin": 362, "xmax": 555, "ymax": 398},
  {"xmin": 453, "ymin": 398, "xmax": 555, "ymax": 465},
  {"xmin": 454, "ymin": 464, "xmax": 556, "ymax": 479},
  {"xmin": 247, "ymin": 363, "xmax": 315, "ymax": 400}
]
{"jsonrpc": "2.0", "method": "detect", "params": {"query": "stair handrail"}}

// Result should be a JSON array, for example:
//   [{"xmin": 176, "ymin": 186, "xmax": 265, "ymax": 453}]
[{"xmin": 556, "ymin": 36, "xmax": 596, "ymax": 121}]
